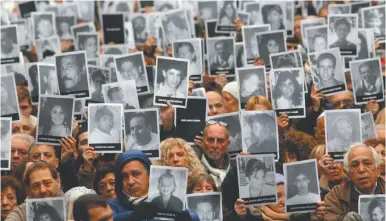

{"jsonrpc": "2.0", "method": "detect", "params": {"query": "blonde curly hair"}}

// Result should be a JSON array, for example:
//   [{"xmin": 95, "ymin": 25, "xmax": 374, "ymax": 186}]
[{"xmin": 152, "ymin": 138, "xmax": 206, "ymax": 187}]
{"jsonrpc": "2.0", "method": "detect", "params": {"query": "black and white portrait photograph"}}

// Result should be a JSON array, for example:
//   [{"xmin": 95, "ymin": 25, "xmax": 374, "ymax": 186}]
[
  {"xmin": 256, "ymin": 30, "xmax": 287, "ymax": 70},
  {"xmin": 102, "ymin": 80, "xmax": 140, "ymax": 110},
  {"xmin": 161, "ymin": 9, "xmax": 191, "ymax": 45},
  {"xmin": 56, "ymin": 15, "xmax": 76, "ymax": 40},
  {"xmin": 258, "ymin": 2, "xmax": 287, "ymax": 31},
  {"xmin": 18, "ymin": 1, "xmax": 37, "ymax": 18},
  {"xmin": 76, "ymin": 32, "xmax": 100, "ymax": 60},
  {"xmin": 238, "ymin": 11, "xmax": 250, "ymax": 26},
  {"xmin": 208, "ymin": 112, "xmax": 242, "ymax": 156},
  {"xmin": 38, "ymin": 63, "xmax": 60, "ymax": 96},
  {"xmin": 31, "ymin": 12, "xmax": 56, "ymax": 40},
  {"xmin": 300, "ymin": 18, "xmax": 325, "ymax": 49},
  {"xmin": 241, "ymin": 110, "xmax": 279, "ymax": 158},
  {"xmin": 358, "ymin": 195, "xmax": 386, "ymax": 221},
  {"xmin": 361, "ymin": 112, "xmax": 378, "ymax": 141},
  {"xmin": 124, "ymin": 108, "xmax": 160, "ymax": 158},
  {"xmin": 207, "ymin": 37, "xmax": 235, "ymax": 76},
  {"xmin": 1, "ymin": 75, "xmax": 20, "ymax": 121},
  {"xmin": 131, "ymin": 13, "xmax": 149, "ymax": 45},
  {"xmin": 175, "ymin": 97, "xmax": 207, "ymax": 145},
  {"xmin": 244, "ymin": 2, "xmax": 260, "ymax": 26},
  {"xmin": 139, "ymin": 93, "xmax": 155, "ymax": 109},
  {"xmin": 27, "ymin": 63, "xmax": 39, "ymax": 103},
  {"xmin": 73, "ymin": 99, "xmax": 84, "ymax": 121},
  {"xmin": 26, "ymin": 197, "xmax": 66, "ymax": 221},
  {"xmin": 216, "ymin": 0, "xmax": 237, "ymax": 32},
  {"xmin": 114, "ymin": 52, "xmax": 149, "ymax": 93},
  {"xmin": 237, "ymin": 66, "xmax": 267, "ymax": 109},
  {"xmin": 154, "ymin": 1, "xmax": 179, "ymax": 12},
  {"xmin": 237, "ymin": 154, "xmax": 277, "ymax": 206},
  {"xmin": 11, "ymin": 19, "xmax": 30, "ymax": 50},
  {"xmin": 88, "ymin": 65, "xmax": 111, "ymax": 103},
  {"xmin": 70, "ymin": 22, "xmax": 96, "ymax": 40},
  {"xmin": 285, "ymin": 2, "xmax": 295, "ymax": 37},
  {"xmin": 1, "ymin": 25, "xmax": 20, "ymax": 65},
  {"xmin": 362, "ymin": 5, "xmax": 386, "ymax": 40},
  {"xmin": 349, "ymin": 58, "xmax": 384, "ymax": 104},
  {"xmin": 328, "ymin": 14, "xmax": 359, "ymax": 56},
  {"xmin": 55, "ymin": 51, "xmax": 90, "ymax": 98},
  {"xmin": 284, "ymin": 159, "xmax": 321, "ymax": 213},
  {"xmin": 154, "ymin": 56, "xmax": 189, "ymax": 108},
  {"xmin": 88, "ymin": 103, "xmax": 123, "ymax": 153},
  {"xmin": 235, "ymin": 42, "xmax": 246, "ymax": 68},
  {"xmin": 269, "ymin": 50, "xmax": 302, "ymax": 69},
  {"xmin": 325, "ymin": 109, "xmax": 362, "ymax": 160},
  {"xmin": 309, "ymin": 47, "xmax": 347, "ymax": 95},
  {"xmin": 186, "ymin": 192, "xmax": 222, "ymax": 221},
  {"xmin": 305, "ymin": 25, "xmax": 328, "ymax": 53},
  {"xmin": 101, "ymin": 13, "xmax": 125, "ymax": 45},
  {"xmin": 0, "ymin": 117, "xmax": 11, "ymax": 170},
  {"xmin": 173, "ymin": 38, "xmax": 204, "ymax": 83},
  {"xmin": 35, "ymin": 36, "xmax": 61, "ymax": 62},
  {"xmin": 36, "ymin": 95, "xmax": 74, "ymax": 145},
  {"xmin": 270, "ymin": 68, "xmax": 306, "ymax": 118},
  {"xmin": 198, "ymin": 1, "xmax": 218, "ymax": 25},
  {"xmin": 76, "ymin": 1, "xmax": 94, "ymax": 22},
  {"xmin": 242, "ymin": 24, "xmax": 271, "ymax": 65},
  {"xmin": 148, "ymin": 166, "xmax": 188, "ymax": 218},
  {"xmin": 328, "ymin": 4, "xmax": 351, "ymax": 15}
]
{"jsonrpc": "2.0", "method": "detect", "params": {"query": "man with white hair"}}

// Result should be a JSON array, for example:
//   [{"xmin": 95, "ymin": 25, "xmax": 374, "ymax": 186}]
[{"xmin": 324, "ymin": 143, "xmax": 385, "ymax": 221}]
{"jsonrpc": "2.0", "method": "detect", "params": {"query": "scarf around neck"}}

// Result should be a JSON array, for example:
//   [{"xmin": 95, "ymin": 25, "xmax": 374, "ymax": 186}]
[{"xmin": 122, "ymin": 190, "xmax": 148, "ymax": 206}]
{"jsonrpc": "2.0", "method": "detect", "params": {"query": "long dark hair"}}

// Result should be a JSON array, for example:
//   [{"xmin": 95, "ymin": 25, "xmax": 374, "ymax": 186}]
[
  {"xmin": 273, "ymin": 71, "xmax": 302, "ymax": 106},
  {"xmin": 32, "ymin": 203, "xmax": 63, "ymax": 221},
  {"xmin": 42, "ymin": 98, "xmax": 70, "ymax": 135},
  {"xmin": 219, "ymin": 1, "xmax": 236, "ymax": 23}
]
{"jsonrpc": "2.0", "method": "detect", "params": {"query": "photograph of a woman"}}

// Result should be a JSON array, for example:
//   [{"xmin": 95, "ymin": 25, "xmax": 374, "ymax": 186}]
[
  {"xmin": 257, "ymin": 31, "xmax": 286, "ymax": 68},
  {"xmin": 261, "ymin": 4, "xmax": 285, "ymax": 30},
  {"xmin": 238, "ymin": 67, "xmax": 266, "ymax": 109},
  {"xmin": 272, "ymin": 70, "xmax": 303, "ymax": 110},
  {"xmin": 367, "ymin": 198, "xmax": 385, "ymax": 221},
  {"xmin": 326, "ymin": 111, "xmax": 361, "ymax": 154},
  {"xmin": 37, "ymin": 96, "xmax": 74, "ymax": 144},
  {"xmin": 242, "ymin": 111, "xmax": 278, "ymax": 156},
  {"xmin": 217, "ymin": 1, "xmax": 236, "ymax": 32}
]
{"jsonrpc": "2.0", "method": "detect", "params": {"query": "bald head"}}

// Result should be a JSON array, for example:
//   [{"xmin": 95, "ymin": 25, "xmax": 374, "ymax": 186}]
[
  {"xmin": 327, "ymin": 90, "xmax": 354, "ymax": 109},
  {"xmin": 206, "ymin": 91, "xmax": 227, "ymax": 116}
]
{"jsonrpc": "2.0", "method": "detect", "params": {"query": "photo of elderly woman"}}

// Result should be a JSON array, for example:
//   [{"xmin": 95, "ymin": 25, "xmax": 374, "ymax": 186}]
[
  {"xmin": 362, "ymin": 5, "xmax": 386, "ymax": 40},
  {"xmin": 359, "ymin": 195, "xmax": 386, "ymax": 221},
  {"xmin": 256, "ymin": 30, "xmax": 286, "ymax": 70},
  {"xmin": 241, "ymin": 110, "xmax": 279, "ymax": 158},
  {"xmin": 216, "ymin": 0, "xmax": 237, "ymax": 32},
  {"xmin": 237, "ymin": 66, "xmax": 267, "ymax": 109},
  {"xmin": 325, "ymin": 109, "xmax": 361, "ymax": 160},
  {"xmin": 37, "ymin": 95, "xmax": 74, "ymax": 145},
  {"xmin": 260, "ymin": 3, "xmax": 286, "ymax": 31},
  {"xmin": 270, "ymin": 68, "xmax": 305, "ymax": 118}
]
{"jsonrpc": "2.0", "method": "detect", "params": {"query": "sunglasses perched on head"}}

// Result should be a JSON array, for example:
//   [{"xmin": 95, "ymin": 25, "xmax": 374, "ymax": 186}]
[{"xmin": 206, "ymin": 120, "xmax": 228, "ymax": 127}]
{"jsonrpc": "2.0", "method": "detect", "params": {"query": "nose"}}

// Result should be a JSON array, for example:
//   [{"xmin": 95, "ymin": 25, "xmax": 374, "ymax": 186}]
[
  {"xmin": 358, "ymin": 163, "xmax": 366, "ymax": 172},
  {"xmin": 1, "ymin": 196, "xmax": 9, "ymax": 206},
  {"xmin": 40, "ymin": 155, "xmax": 46, "ymax": 162},
  {"xmin": 128, "ymin": 176, "xmax": 135, "ymax": 185},
  {"xmin": 107, "ymin": 183, "xmax": 114, "ymax": 191},
  {"xmin": 39, "ymin": 185, "xmax": 47, "ymax": 194},
  {"xmin": 12, "ymin": 151, "xmax": 19, "ymax": 159}
]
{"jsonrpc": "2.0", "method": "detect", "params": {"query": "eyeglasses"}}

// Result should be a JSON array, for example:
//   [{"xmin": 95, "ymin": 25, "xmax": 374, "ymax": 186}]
[{"xmin": 206, "ymin": 120, "xmax": 228, "ymax": 127}]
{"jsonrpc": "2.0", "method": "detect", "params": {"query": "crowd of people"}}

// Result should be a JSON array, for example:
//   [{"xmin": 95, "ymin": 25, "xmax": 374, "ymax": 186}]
[{"xmin": 1, "ymin": 0, "xmax": 386, "ymax": 221}]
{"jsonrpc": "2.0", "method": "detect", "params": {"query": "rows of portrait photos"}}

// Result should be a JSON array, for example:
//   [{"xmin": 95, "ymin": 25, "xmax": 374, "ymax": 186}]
[{"xmin": 0, "ymin": 0, "xmax": 385, "ymax": 221}]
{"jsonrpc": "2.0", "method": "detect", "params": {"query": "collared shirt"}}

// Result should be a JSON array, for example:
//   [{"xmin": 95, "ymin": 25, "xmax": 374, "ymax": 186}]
[
  {"xmin": 126, "ymin": 133, "xmax": 159, "ymax": 151},
  {"xmin": 89, "ymin": 128, "xmax": 120, "ymax": 143},
  {"xmin": 156, "ymin": 82, "xmax": 185, "ymax": 98},
  {"xmin": 287, "ymin": 192, "xmax": 320, "ymax": 205}
]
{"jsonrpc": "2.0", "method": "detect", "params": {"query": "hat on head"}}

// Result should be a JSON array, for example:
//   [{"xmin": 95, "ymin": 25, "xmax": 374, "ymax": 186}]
[
  {"xmin": 65, "ymin": 186, "xmax": 96, "ymax": 201},
  {"xmin": 276, "ymin": 173, "xmax": 285, "ymax": 185},
  {"xmin": 222, "ymin": 81, "xmax": 239, "ymax": 102}
]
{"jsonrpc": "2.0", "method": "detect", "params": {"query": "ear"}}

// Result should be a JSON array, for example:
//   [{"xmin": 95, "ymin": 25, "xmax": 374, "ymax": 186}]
[
  {"xmin": 56, "ymin": 174, "xmax": 61, "ymax": 189},
  {"xmin": 54, "ymin": 157, "xmax": 59, "ymax": 169}
]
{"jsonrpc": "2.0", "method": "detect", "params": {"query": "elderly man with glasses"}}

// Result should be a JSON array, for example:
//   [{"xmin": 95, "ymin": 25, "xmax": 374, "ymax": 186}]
[{"xmin": 324, "ymin": 143, "xmax": 385, "ymax": 221}]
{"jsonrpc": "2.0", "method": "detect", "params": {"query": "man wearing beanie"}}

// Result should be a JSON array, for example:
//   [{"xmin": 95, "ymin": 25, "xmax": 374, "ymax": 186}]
[
  {"xmin": 108, "ymin": 150, "xmax": 199, "ymax": 221},
  {"xmin": 222, "ymin": 81, "xmax": 240, "ymax": 113}
]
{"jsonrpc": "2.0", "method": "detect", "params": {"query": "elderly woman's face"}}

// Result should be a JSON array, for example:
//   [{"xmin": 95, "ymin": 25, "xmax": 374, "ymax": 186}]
[
  {"xmin": 222, "ymin": 91, "xmax": 238, "ymax": 113},
  {"xmin": 167, "ymin": 145, "xmax": 187, "ymax": 167},
  {"xmin": 279, "ymin": 78, "xmax": 295, "ymax": 98},
  {"xmin": 371, "ymin": 206, "xmax": 384, "ymax": 221},
  {"xmin": 51, "ymin": 105, "xmax": 65, "ymax": 125},
  {"xmin": 1, "ymin": 186, "xmax": 17, "ymax": 220},
  {"xmin": 336, "ymin": 119, "xmax": 352, "ymax": 140},
  {"xmin": 267, "ymin": 39, "xmax": 279, "ymax": 53}
]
